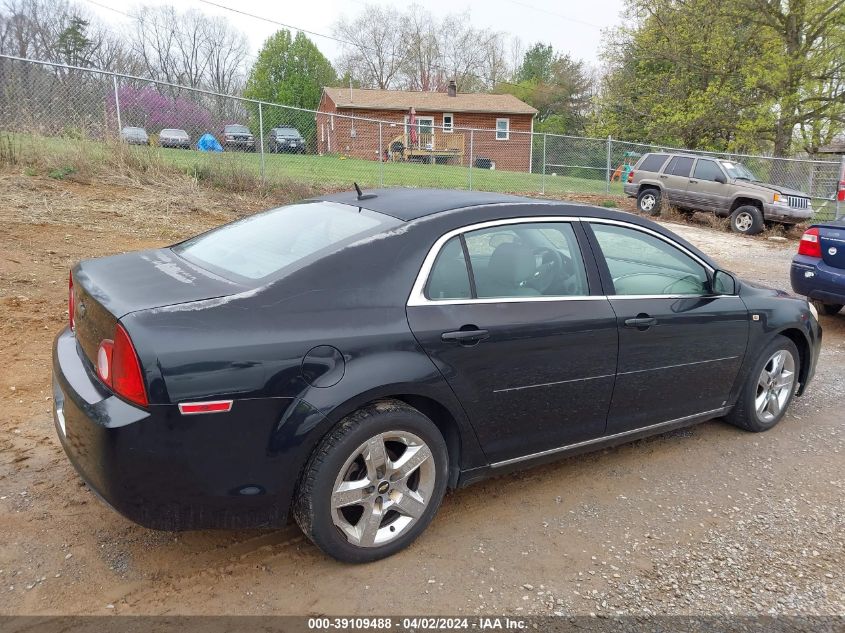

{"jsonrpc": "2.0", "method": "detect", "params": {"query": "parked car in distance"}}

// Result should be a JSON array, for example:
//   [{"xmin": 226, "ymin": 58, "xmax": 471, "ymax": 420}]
[
  {"xmin": 268, "ymin": 126, "xmax": 306, "ymax": 153},
  {"xmin": 54, "ymin": 188, "xmax": 821, "ymax": 563},
  {"xmin": 120, "ymin": 126, "xmax": 149, "ymax": 146},
  {"xmin": 791, "ymin": 218, "xmax": 845, "ymax": 315},
  {"xmin": 222, "ymin": 124, "xmax": 255, "ymax": 152},
  {"xmin": 159, "ymin": 128, "xmax": 191, "ymax": 149},
  {"xmin": 624, "ymin": 152, "xmax": 813, "ymax": 235}
]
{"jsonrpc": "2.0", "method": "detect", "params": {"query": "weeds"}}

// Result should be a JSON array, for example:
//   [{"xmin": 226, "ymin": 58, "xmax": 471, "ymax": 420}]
[{"xmin": 48, "ymin": 166, "xmax": 76, "ymax": 180}]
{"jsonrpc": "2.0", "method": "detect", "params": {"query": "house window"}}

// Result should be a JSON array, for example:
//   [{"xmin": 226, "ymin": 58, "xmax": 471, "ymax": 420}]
[
  {"xmin": 443, "ymin": 113, "xmax": 453, "ymax": 133},
  {"xmin": 495, "ymin": 118, "xmax": 509, "ymax": 140}
]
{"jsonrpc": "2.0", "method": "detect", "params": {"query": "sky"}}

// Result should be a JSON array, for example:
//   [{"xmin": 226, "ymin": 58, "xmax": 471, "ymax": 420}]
[{"xmin": 82, "ymin": 0, "xmax": 626, "ymax": 69}]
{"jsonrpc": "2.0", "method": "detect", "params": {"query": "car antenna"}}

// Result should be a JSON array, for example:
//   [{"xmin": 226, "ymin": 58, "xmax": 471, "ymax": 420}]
[{"xmin": 354, "ymin": 182, "xmax": 377, "ymax": 201}]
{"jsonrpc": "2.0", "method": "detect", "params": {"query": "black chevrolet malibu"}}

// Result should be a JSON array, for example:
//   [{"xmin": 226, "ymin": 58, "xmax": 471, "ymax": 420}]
[{"xmin": 53, "ymin": 189, "xmax": 821, "ymax": 562}]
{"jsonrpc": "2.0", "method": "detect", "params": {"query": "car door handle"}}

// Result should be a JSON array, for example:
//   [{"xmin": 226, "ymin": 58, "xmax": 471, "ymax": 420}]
[
  {"xmin": 624, "ymin": 316, "xmax": 658, "ymax": 329},
  {"xmin": 689, "ymin": 179, "xmax": 698, "ymax": 184},
  {"xmin": 659, "ymin": 174, "xmax": 668, "ymax": 179},
  {"xmin": 441, "ymin": 328, "xmax": 490, "ymax": 343}
]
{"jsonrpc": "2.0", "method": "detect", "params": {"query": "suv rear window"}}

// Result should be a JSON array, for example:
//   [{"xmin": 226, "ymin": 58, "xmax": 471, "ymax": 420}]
[
  {"xmin": 638, "ymin": 154, "xmax": 669, "ymax": 172},
  {"xmin": 174, "ymin": 201, "xmax": 399, "ymax": 282},
  {"xmin": 665, "ymin": 156, "xmax": 695, "ymax": 177}
]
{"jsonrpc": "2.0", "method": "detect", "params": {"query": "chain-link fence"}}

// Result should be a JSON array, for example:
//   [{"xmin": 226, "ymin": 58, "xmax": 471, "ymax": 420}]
[{"xmin": 2, "ymin": 54, "xmax": 842, "ymax": 220}]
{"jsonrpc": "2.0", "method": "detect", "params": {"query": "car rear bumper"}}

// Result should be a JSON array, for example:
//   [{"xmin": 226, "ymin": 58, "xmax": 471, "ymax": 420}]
[
  {"xmin": 52, "ymin": 327, "xmax": 308, "ymax": 530},
  {"xmin": 623, "ymin": 183, "xmax": 637, "ymax": 197},
  {"xmin": 790, "ymin": 255, "xmax": 845, "ymax": 304}
]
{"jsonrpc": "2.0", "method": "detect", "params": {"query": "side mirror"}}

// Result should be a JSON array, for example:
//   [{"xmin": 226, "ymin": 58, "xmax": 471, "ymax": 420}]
[
  {"xmin": 714, "ymin": 175, "xmax": 727, "ymax": 184},
  {"xmin": 711, "ymin": 269, "xmax": 737, "ymax": 295}
]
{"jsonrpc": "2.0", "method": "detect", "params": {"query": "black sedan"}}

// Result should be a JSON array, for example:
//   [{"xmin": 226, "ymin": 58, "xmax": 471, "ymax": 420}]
[{"xmin": 53, "ymin": 189, "xmax": 821, "ymax": 563}]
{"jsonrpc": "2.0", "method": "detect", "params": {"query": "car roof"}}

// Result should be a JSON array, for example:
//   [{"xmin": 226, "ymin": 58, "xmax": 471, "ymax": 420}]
[{"xmin": 318, "ymin": 189, "xmax": 541, "ymax": 221}]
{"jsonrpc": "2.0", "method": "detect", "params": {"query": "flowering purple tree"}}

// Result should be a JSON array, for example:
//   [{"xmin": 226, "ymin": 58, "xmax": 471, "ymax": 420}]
[{"xmin": 108, "ymin": 85, "xmax": 214, "ymax": 139}]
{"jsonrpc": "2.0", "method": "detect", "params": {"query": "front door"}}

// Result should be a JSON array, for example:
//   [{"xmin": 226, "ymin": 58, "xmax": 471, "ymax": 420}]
[
  {"xmin": 586, "ymin": 220, "xmax": 749, "ymax": 434},
  {"xmin": 688, "ymin": 158, "xmax": 730, "ymax": 212},
  {"xmin": 406, "ymin": 220, "xmax": 618, "ymax": 464}
]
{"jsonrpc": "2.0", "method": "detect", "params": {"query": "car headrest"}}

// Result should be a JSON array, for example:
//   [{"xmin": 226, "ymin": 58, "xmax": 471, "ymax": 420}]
[{"xmin": 487, "ymin": 242, "xmax": 535, "ymax": 288}]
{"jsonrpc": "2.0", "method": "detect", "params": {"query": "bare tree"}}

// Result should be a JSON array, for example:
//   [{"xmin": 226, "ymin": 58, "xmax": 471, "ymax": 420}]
[
  {"xmin": 400, "ymin": 5, "xmax": 440, "ymax": 91},
  {"xmin": 202, "ymin": 15, "xmax": 248, "ymax": 94},
  {"xmin": 333, "ymin": 4, "xmax": 408, "ymax": 89}
]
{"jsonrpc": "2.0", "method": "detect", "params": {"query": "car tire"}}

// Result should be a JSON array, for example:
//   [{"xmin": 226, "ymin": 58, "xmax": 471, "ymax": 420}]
[
  {"xmin": 730, "ymin": 205, "xmax": 764, "ymax": 235},
  {"xmin": 293, "ymin": 399, "xmax": 449, "ymax": 563},
  {"xmin": 637, "ymin": 188, "xmax": 661, "ymax": 216},
  {"xmin": 724, "ymin": 335, "xmax": 800, "ymax": 433},
  {"xmin": 812, "ymin": 300, "xmax": 843, "ymax": 315}
]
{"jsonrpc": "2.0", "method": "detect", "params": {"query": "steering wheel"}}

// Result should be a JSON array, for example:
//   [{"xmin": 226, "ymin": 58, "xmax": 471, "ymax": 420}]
[{"xmin": 529, "ymin": 247, "xmax": 565, "ymax": 293}]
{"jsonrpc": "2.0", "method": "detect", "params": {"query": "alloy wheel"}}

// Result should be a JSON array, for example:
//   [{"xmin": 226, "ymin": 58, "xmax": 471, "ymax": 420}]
[
  {"xmin": 734, "ymin": 212, "xmax": 753, "ymax": 232},
  {"xmin": 755, "ymin": 350, "xmax": 796, "ymax": 422},
  {"xmin": 331, "ymin": 431, "xmax": 435, "ymax": 548},
  {"xmin": 640, "ymin": 194, "xmax": 656, "ymax": 212}
]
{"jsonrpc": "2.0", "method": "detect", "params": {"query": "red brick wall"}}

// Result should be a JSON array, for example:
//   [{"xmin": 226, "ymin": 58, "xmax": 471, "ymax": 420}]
[{"xmin": 316, "ymin": 96, "xmax": 535, "ymax": 173}]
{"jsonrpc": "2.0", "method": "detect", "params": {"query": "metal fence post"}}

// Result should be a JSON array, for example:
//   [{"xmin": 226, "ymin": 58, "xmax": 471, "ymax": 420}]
[
  {"xmin": 606, "ymin": 135, "xmax": 612, "ymax": 194},
  {"xmin": 258, "ymin": 102, "xmax": 265, "ymax": 183},
  {"xmin": 378, "ymin": 121, "xmax": 384, "ymax": 188},
  {"xmin": 541, "ymin": 134, "xmax": 547, "ymax": 195},
  {"xmin": 112, "ymin": 75, "xmax": 121, "ymax": 137},
  {"xmin": 468, "ymin": 130, "xmax": 474, "ymax": 191}
]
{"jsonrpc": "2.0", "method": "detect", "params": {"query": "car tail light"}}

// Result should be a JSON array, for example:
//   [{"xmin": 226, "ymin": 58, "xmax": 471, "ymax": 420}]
[
  {"xmin": 97, "ymin": 324, "xmax": 148, "ymax": 407},
  {"xmin": 68, "ymin": 272, "xmax": 75, "ymax": 331},
  {"xmin": 627, "ymin": 170, "xmax": 635, "ymax": 183},
  {"xmin": 798, "ymin": 227, "xmax": 822, "ymax": 258}
]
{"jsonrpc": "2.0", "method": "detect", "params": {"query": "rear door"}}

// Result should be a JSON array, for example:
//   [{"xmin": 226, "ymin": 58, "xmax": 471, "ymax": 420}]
[
  {"xmin": 817, "ymin": 222, "xmax": 845, "ymax": 269},
  {"xmin": 585, "ymin": 220, "xmax": 749, "ymax": 434},
  {"xmin": 406, "ymin": 218, "xmax": 618, "ymax": 465},
  {"xmin": 661, "ymin": 156, "xmax": 695, "ymax": 207}
]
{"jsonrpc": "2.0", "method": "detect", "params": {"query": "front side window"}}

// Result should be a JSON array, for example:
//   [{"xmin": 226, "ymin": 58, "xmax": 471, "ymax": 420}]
[
  {"xmin": 693, "ymin": 159, "xmax": 724, "ymax": 182},
  {"xmin": 665, "ymin": 156, "xmax": 695, "ymax": 177},
  {"xmin": 590, "ymin": 223, "xmax": 709, "ymax": 296},
  {"xmin": 174, "ymin": 202, "xmax": 398, "ymax": 283},
  {"xmin": 495, "ymin": 118, "xmax": 510, "ymax": 140}
]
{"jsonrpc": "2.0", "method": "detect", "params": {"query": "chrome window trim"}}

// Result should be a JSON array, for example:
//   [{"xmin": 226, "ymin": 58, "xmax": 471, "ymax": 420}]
[{"xmin": 406, "ymin": 214, "xmax": 718, "ymax": 307}]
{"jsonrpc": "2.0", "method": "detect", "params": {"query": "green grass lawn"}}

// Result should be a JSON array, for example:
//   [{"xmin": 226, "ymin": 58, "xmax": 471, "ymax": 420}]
[{"xmin": 159, "ymin": 147, "xmax": 625, "ymax": 197}]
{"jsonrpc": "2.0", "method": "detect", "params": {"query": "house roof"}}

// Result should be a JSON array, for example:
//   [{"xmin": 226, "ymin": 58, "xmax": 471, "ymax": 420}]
[
  {"xmin": 322, "ymin": 87, "xmax": 538, "ymax": 115},
  {"xmin": 818, "ymin": 139, "xmax": 845, "ymax": 154}
]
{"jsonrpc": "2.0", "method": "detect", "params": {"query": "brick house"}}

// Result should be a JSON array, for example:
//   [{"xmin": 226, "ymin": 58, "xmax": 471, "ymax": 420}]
[{"xmin": 316, "ymin": 82, "xmax": 538, "ymax": 172}]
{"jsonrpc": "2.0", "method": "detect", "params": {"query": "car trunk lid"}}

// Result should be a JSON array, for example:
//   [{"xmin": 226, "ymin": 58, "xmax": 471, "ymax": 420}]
[
  {"xmin": 71, "ymin": 248, "xmax": 244, "ymax": 364},
  {"xmin": 816, "ymin": 222, "xmax": 845, "ymax": 269}
]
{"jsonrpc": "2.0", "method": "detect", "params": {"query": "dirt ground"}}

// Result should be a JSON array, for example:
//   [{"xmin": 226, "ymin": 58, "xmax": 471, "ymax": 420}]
[{"xmin": 0, "ymin": 171, "xmax": 843, "ymax": 616}]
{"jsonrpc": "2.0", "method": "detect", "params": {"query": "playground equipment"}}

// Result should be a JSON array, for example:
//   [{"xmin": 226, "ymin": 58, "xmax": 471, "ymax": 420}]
[{"xmin": 611, "ymin": 151, "xmax": 642, "ymax": 182}]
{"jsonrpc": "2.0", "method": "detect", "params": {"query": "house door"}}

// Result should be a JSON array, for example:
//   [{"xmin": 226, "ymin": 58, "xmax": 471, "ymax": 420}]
[{"xmin": 405, "ymin": 116, "xmax": 435, "ymax": 150}]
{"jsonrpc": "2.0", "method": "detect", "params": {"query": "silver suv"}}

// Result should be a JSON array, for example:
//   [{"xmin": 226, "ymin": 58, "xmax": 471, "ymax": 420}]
[{"xmin": 624, "ymin": 152, "xmax": 813, "ymax": 234}]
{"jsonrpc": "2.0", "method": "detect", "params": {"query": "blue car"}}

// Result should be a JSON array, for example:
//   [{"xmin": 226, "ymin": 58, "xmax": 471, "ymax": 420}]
[{"xmin": 791, "ymin": 219, "xmax": 845, "ymax": 315}]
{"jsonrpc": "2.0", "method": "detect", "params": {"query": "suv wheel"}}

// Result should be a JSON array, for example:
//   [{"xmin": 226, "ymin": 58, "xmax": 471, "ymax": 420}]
[
  {"xmin": 637, "ymin": 188, "xmax": 661, "ymax": 216},
  {"xmin": 730, "ymin": 205, "xmax": 764, "ymax": 235},
  {"xmin": 293, "ymin": 400, "xmax": 449, "ymax": 563}
]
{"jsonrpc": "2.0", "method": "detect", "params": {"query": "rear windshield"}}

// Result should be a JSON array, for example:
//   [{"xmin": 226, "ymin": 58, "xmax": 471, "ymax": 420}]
[
  {"xmin": 225, "ymin": 125, "xmax": 250, "ymax": 133},
  {"xmin": 161, "ymin": 129, "xmax": 187, "ymax": 136},
  {"xmin": 173, "ymin": 201, "xmax": 399, "ymax": 282},
  {"xmin": 638, "ymin": 154, "xmax": 669, "ymax": 172}
]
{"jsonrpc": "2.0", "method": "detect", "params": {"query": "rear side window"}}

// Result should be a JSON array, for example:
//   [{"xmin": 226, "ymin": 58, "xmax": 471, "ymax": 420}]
[
  {"xmin": 426, "ymin": 237, "xmax": 471, "ymax": 300},
  {"xmin": 638, "ymin": 154, "xmax": 669, "ymax": 172},
  {"xmin": 174, "ymin": 201, "xmax": 398, "ymax": 282},
  {"xmin": 693, "ymin": 159, "xmax": 724, "ymax": 181},
  {"xmin": 665, "ymin": 156, "xmax": 695, "ymax": 177}
]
